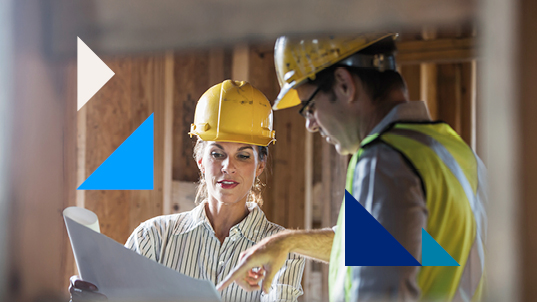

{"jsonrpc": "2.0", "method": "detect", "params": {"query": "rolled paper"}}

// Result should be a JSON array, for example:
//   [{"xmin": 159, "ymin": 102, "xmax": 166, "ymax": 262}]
[{"xmin": 63, "ymin": 206, "xmax": 100, "ymax": 233}]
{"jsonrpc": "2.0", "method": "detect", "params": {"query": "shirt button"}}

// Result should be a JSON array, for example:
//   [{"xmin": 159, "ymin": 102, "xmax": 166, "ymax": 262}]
[{"xmin": 219, "ymin": 260, "xmax": 225, "ymax": 266}]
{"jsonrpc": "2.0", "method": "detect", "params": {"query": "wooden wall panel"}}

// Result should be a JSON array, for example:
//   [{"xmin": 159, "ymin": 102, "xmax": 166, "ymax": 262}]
[
  {"xmin": 172, "ymin": 52, "xmax": 210, "ymax": 182},
  {"xmin": 248, "ymin": 44, "xmax": 306, "ymax": 230},
  {"xmin": 129, "ymin": 56, "xmax": 166, "ymax": 232},
  {"xmin": 84, "ymin": 57, "xmax": 133, "ymax": 243},
  {"xmin": 248, "ymin": 44, "xmax": 279, "ymax": 223},
  {"xmin": 83, "ymin": 56, "xmax": 167, "ymax": 244}
]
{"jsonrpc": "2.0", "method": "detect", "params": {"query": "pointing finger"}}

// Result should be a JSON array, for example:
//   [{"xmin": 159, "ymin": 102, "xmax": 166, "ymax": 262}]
[{"xmin": 216, "ymin": 259, "xmax": 254, "ymax": 291}]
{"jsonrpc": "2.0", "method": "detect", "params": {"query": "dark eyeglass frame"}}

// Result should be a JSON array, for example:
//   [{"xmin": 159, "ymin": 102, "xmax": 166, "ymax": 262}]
[{"xmin": 298, "ymin": 85, "xmax": 322, "ymax": 118}]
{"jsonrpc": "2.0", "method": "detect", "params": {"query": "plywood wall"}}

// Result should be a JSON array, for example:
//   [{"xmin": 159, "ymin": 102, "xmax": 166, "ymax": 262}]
[{"xmin": 80, "ymin": 56, "xmax": 168, "ymax": 243}]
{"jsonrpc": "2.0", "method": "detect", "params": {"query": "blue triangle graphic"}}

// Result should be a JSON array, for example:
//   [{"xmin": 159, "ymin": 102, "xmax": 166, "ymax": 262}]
[
  {"xmin": 345, "ymin": 190, "xmax": 421, "ymax": 266},
  {"xmin": 78, "ymin": 113, "xmax": 154, "ymax": 190},
  {"xmin": 421, "ymin": 228, "xmax": 459, "ymax": 266}
]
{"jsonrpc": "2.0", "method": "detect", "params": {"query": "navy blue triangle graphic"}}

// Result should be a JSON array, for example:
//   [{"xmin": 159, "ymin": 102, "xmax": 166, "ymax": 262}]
[
  {"xmin": 345, "ymin": 190, "xmax": 421, "ymax": 266},
  {"xmin": 78, "ymin": 113, "xmax": 154, "ymax": 190}
]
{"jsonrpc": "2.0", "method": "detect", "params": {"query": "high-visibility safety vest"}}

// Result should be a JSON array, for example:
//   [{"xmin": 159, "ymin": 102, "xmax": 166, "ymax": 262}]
[{"xmin": 329, "ymin": 122, "xmax": 487, "ymax": 302}]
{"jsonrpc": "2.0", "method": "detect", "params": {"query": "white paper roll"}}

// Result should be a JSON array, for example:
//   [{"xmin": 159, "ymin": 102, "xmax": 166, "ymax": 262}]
[{"xmin": 63, "ymin": 206, "xmax": 100, "ymax": 233}]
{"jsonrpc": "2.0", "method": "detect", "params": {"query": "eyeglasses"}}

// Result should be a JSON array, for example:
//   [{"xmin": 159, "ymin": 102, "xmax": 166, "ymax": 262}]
[{"xmin": 298, "ymin": 86, "xmax": 322, "ymax": 118}]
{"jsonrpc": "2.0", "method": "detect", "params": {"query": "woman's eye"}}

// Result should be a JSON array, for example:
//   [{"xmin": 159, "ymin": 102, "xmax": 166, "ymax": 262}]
[
  {"xmin": 211, "ymin": 152, "xmax": 224, "ymax": 158},
  {"xmin": 238, "ymin": 154, "xmax": 251, "ymax": 160}
]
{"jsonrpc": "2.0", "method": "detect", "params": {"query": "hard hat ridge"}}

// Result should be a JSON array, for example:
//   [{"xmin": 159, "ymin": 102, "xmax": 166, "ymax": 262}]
[{"xmin": 189, "ymin": 80, "xmax": 276, "ymax": 146}]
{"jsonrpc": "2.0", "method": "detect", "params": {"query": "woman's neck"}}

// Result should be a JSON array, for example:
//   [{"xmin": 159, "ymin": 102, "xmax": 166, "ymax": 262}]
[{"xmin": 204, "ymin": 197, "xmax": 250, "ymax": 244}]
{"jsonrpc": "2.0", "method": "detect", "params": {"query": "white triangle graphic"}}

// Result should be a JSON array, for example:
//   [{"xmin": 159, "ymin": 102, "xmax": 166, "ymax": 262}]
[{"xmin": 77, "ymin": 37, "xmax": 115, "ymax": 111}]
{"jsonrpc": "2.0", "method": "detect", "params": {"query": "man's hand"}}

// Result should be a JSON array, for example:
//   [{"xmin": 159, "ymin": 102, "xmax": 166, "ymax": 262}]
[
  {"xmin": 216, "ymin": 235, "xmax": 290, "ymax": 294},
  {"xmin": 69, "ymin": 275, "xmax": 107, "ymax": 301}
]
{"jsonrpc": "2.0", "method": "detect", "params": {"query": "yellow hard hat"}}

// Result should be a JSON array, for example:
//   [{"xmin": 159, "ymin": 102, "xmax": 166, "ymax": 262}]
[
  {"xmin": 189, "ymin": 80, "xmax": 276, "ymax": 146},
  {"xmin": 273, "ymin": 33, "xmax": 398, "ymax": 110}
]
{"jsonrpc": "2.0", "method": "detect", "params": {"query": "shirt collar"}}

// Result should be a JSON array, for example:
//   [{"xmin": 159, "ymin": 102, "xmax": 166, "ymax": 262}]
[
  {"xmin": 174, "ymin": 202, "xmax": 268, "ymax": 243},
  {"xmin": 368, "ymin": 101, "xmax": 431, "ymax": 137}
]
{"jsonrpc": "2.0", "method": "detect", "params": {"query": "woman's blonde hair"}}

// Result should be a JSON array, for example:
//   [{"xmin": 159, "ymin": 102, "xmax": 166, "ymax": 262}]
[{"xmin": 193, "ymin": 139, "xmax": 268, "ymax": 206}]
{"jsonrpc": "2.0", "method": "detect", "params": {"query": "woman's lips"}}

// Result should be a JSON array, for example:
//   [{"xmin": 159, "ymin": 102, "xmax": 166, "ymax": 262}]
[{"xmin": 218, "ymin": 180, "xmax": 239, "ymax": 189}]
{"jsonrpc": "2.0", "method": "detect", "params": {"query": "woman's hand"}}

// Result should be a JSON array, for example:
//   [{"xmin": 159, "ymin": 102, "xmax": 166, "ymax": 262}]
[{"xmin": 69, "ymin": 275, "xmax": 107, "ymax": 301}]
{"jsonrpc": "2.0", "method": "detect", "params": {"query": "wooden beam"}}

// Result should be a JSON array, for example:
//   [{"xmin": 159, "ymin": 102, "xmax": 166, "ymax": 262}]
[
  {"xmin": 397, "ymin": 37, "xmax": 476, "ymax": 64},
  {"xmin": 9, "ymin": 3, "xmax": 71, "ymax": 300},
  {"xmin": 480, "ymin": 0, "xmax": 520, "ymax": 299},
  {"xmin": 47, "ymin": 0, "xmax": 477, "ymax": 56}
]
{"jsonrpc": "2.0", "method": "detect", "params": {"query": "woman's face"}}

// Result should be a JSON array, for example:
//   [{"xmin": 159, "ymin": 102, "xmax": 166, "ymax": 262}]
[{"xmin": 199, "ymin": 141, "xmax": 265, "ymax": 206}]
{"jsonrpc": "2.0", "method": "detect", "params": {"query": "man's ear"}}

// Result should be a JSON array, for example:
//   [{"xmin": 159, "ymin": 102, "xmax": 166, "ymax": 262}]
[
  {"xmin": 333, "ymin": 67, "xmax": 357, "ymax": 104},
  {"xmin": 256, "ymin": 160, "xmax": 266, "ymax": 177}
]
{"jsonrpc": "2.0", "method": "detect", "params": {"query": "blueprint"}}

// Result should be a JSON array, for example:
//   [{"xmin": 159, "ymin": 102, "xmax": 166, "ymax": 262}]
[{"xmin": 64, "ymin": 207, "xmax": 221, "ymax": 302}]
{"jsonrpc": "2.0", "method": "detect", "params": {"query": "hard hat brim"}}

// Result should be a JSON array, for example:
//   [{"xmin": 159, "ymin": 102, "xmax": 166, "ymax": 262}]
[
  {"xmin": 191, "ymin": 132, "xmax": 276, "ymax": 147},
  {"xmin": 272, "ymin": 81, "xmax": 301, "ymax": 110}
]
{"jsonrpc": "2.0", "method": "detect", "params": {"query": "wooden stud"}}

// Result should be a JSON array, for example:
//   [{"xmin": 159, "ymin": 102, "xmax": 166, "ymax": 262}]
[
  {"xmin": 162, "ymin": 52, "xmax": 175, "ymax": 215},
  {"xmin": 62, "ymin": 60, "xmax": 78, "ymax": 290},
  {"xmin": 420, "ymin": 28, "xmax": 439, "ymax": 120},
  {"xmin": 459, "ymin": 62, "xmax": 476, "ymax": 148},
  {"xmin": 437, "ymin": 63, "xmax": 461, "ymax": 133},
  {"xmin": 77, "ymin": 106, "xmax": 87, "ymax": 208},
  {"xmin": 232, "ymin": 43, "xmax": 250, "ymax": 81},
  {"xmin": 420, "ymin": 64, "xmax": 438, "ymax": 120}
]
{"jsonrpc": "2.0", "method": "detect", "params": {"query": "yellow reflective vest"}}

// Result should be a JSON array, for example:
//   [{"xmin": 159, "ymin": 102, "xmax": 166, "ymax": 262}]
[{"xmin": 329, "ymin": 122, "xmax": 486, "ymax": 302}]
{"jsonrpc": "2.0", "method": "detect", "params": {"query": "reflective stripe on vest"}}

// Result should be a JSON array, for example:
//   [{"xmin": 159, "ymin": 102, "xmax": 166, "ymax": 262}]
[{"xmin": 329, "ymin": 122, "xmax": 486, "ymax": 302}]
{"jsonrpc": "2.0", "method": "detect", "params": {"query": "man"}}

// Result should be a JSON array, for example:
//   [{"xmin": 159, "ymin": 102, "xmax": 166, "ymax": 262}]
[{"xmin": 217, "ymin": 33, "xmax": 487, "ymax": 302}]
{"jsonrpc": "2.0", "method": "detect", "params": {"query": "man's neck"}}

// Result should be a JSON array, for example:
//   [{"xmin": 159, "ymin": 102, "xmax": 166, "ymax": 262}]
[{"xmin": 359, "ymin": 90, "xmax": 408, "ymax": 141}]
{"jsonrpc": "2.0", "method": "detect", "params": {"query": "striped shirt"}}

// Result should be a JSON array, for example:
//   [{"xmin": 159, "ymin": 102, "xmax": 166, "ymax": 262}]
[{"xmin": 125, "ymin": 202, "xmax": 305, "ymax": 302}]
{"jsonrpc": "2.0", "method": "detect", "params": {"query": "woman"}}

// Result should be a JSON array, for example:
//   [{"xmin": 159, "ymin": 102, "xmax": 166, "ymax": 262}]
[{"xmin": 70, "ymin": 80, "xmax": 305, "ymax": 302}]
